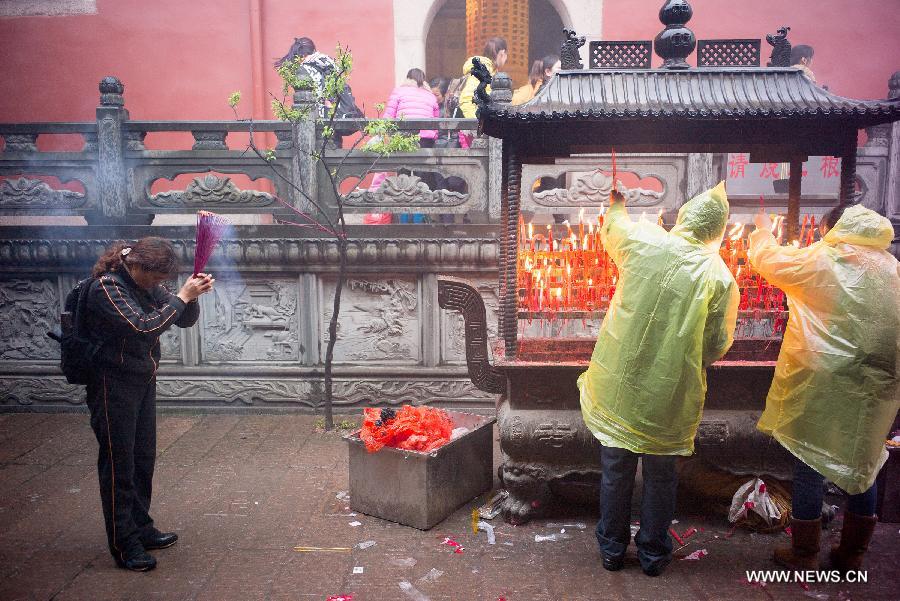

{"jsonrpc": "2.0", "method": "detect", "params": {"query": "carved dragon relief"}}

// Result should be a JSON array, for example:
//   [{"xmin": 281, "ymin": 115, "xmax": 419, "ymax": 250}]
[
  {"xmin": 532, "ymin": 169, "xmax": 664, "ymax": 207},
  {"xmin": 342, "ymin": 173, "xmax": 468, "ymax": 207},
  {"xmin": 149, "ymin": 174, "xmax": 275, "ymax": 207},
  {"xmin": 0, "ymin": 177, "xmax": 86, "ymax": 209}
]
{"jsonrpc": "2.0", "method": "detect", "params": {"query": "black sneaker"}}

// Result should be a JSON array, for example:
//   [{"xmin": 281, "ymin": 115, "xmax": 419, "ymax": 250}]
[
  {"xmin": 602, "ymin": 554, "xmax": 624, "ymax": 571},
  {"xmin": 142, "ymin": 531, "xmax": 178, "ymax": 550},
  {"xmin": 641, "ymin": 556, "xmax": 671, "ymax": 577},
  {"xmin": 114, "ymin": 550, "xmax": 157, "ymax": 572}
]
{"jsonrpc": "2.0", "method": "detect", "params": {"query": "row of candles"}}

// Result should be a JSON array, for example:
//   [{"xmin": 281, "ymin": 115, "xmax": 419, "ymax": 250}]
[{"xmin": 516, "ymin": 210, "xmax": 822, "ymax": 317}]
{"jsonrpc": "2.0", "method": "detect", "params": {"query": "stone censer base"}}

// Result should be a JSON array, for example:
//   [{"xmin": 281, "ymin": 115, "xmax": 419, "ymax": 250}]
[
  {"xmin": 437, "ymin": 276, "xmax": 793, "ymax": 524},
  {"xmin": 491, "ymin": 338, "xmax": 791, "ymax": 524}
]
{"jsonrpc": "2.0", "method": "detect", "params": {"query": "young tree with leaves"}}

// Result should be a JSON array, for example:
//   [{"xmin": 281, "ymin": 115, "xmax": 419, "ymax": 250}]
[{"xmin": 229, "ymin": 46, "xmax": 419, "ymax": 430}]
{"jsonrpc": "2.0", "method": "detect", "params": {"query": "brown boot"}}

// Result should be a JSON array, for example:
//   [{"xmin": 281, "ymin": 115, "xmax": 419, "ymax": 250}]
[
  {"xmin": 830, "ymin": 512, "xmax": 877, "ymax": 572},
  {"xmin": 773, "ymin": 517, "xmax": 821, "ymax": 570}
]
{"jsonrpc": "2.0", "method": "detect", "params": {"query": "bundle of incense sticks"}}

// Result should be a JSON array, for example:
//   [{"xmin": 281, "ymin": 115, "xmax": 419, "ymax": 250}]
[{"xmin": 194, "ymin": 210, "xmax": 231, "ymax": 276}]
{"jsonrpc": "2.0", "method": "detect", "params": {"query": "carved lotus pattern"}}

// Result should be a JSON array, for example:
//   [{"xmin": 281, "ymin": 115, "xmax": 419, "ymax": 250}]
[
  {"xmin": 150, "ymin": 174, "xmax": 274, "ymax": 207},
  {"xmin": 343, "ymin": 173, "xmax": 467, "ymax": 207},
  {"xmin": 0, "ymin": 177, "xmax": 86, "ymax": 208},
  {"xmin": 533, "ymin": 169, "xmax": 664, "ymax": 207}
]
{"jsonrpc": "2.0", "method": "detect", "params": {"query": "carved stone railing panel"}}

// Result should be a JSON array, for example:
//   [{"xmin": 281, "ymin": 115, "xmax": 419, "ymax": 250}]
[
  {"xmin": 130, "ymin": 165, "xmax": 289, "ymax": 214},
  {"xmin": 520, "ymin": 154, "xmax": 685, "ymax": 213},
  {"xmin": 321, "ymin": 276, "xmax": 421, "ymax": 364},
  {"xmin": 199, "ymin": 276, "xmax": 301, "ymax": 363},
  {"xmin": 342, "ymin": 173, "xmax": 469, "ymax": 209},
  {"xmin": 0, "ymin": 278, "xmax": 60, "ymax": 361},
  {"xmin": 327, "ymin": 148, "xmax": 489, "ymax": 216},
  {"xmin": 149, "ymin": 174, "xmax": 275, "ymax": 208},
  {"xmin": 0, "ymin": 176, "xmax": 87, "ymax": 210},
  {"xmin": 0, "ymin": 159, "xmax": 98, "ymax": 215},
  {"xmin": 4, "ymin": 134, "xmax": 39, "ymax": 153}
]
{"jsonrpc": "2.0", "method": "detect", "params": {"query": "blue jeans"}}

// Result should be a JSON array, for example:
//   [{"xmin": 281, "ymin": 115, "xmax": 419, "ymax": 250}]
[
  {"xmin": 596, "ymin": 445, "xmax": 678, "ymax": 571},
  {"xmin": 791, "ymin": 458, "xmax": 877, "ymax": 520}
]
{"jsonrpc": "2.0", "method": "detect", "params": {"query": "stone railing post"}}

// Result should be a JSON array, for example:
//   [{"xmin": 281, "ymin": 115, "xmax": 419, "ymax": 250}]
[
  {"xmin": 488, "ymin": 73, "xmax": 512, "ymax": 222},
  {"xmin": 686, "ymin": 152, "xmax": 715, "ymax": 201},
  {"xmin": 488, "ymin": 72, "xmax": 514, "ymax": 343},
  {"xmin": 93, "ymin": 76, "xmax": 129, "ymax": 224},
  {"xmin": 291, "ymin": 89, "xmax": 319, "ymax": 217},
  {"xmin": 886, "ymin": 70, "xmax": 900, "ymax": 257}
]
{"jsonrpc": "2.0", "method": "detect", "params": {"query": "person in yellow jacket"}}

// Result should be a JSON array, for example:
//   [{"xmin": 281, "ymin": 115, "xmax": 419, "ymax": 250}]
[
  {"xmin": 456, "ymin": 37, "xmax": 508, "ymax": 119},
  {"xmin": 749, "ymin": 204, "xmax": 900, "ymax": 572},
  {"xmin": 579, "ymin": 181, "xmax": 739, "ymax": 576},
  {"xmin": 511, "ymin": 54, "xmax": 560, "ymax": 105}
]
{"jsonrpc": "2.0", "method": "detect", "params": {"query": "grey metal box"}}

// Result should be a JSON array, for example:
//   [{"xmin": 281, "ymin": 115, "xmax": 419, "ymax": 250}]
[{"xmin": 345, "ymin": 411, "xmax": 496, "ymax": 530}]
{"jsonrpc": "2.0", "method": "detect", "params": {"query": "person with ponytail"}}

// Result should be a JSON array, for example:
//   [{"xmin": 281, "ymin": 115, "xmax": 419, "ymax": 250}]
[
  {"xmin": 511, "ymin": 54, "xmax": 560, "ymax": 105},
  {"xmin": 84, "ymin": 237, "xmax": 214, "ymax": 571}
]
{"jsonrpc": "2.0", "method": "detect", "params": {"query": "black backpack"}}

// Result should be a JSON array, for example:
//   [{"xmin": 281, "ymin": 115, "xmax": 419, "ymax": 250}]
[
  {"xmin": 47, "ymin": 278, "xmax": 100, "ymax": 385},
  {"xmin": 303, "ymin": 59, "xmax": 364, "ymax": 119}
]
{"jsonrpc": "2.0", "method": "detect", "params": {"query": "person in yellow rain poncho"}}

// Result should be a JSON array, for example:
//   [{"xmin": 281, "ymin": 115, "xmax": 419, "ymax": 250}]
[
  {"xmin": 578, "ymin": 181, "xmax": 739, "ymax": 577},
  {"xmin": 749, "ymin": 204, "xmax": 900, "ymax": 572}
]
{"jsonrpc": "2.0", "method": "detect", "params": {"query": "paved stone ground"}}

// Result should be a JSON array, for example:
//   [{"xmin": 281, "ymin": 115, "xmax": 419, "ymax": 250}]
[{"xmin": 0, "ymin": 412, "xmax": 897, "ymax": 601}]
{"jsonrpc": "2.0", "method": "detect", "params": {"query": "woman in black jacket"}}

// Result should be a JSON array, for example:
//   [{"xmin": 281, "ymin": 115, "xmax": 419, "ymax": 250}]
[{"xmin": 84, "ymin": 237, "xmax": 213, "ymax": 571}]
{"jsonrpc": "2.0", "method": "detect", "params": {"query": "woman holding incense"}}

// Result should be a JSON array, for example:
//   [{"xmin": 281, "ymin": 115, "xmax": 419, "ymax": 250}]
[
  {"xmin": 84, "ymin": 237, "xmax": 214, "ymax": 571},
  {"xmin": 749, "ymin": 205, "xmax": 899, "ymax": 572}
]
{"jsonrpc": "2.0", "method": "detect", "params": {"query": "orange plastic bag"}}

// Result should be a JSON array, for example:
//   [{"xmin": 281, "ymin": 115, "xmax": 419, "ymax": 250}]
[{"xmin": 360, "ymin": 406, "xmax": 454, "ymax": 453}]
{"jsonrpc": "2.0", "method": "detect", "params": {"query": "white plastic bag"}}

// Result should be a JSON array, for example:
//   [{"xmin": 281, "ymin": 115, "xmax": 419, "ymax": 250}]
[{"xmin": 728, "ymin": 477, "xmax": 781, "ymax": 526}]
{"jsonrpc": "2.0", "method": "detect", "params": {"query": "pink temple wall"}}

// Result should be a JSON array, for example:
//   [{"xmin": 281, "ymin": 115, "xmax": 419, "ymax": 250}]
[
  {"xmin": 602, "ymin": 0, "xmax": 899, "ymax": 101},
  {"xmin": 0, "ymin": 0, "xmax": 897, "ymax": 136},
  {"xmin": 0, "ymin": 0, "xmax": 395, "ymax": 151}
]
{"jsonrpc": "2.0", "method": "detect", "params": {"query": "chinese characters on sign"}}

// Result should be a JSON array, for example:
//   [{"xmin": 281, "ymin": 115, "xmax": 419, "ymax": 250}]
[{"xmin": 725, "ymin": 154, "xmax": 840, "ymax": 197}]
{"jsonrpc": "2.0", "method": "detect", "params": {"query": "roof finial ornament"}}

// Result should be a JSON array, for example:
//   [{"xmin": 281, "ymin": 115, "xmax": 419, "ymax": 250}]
[
  {"xmin": 765, "ymin": 26, "xmax": 792, "ymax": 67},
  {"xmin": 888, "ymin": 71, "xmax": 900, "ymax": 100},
  {"xmin": 560, "ymin": 28, "xmax": 586, "ymax": 70},
  {"xmin": 654, "ymin": 0, "xmax": 696, "ymax": 70}
]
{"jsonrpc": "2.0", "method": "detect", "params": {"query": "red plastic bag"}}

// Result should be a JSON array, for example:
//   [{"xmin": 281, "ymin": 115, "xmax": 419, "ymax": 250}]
[{"xmin": 360, "ymin": 406, "xmax": 454, "ymax": 453}]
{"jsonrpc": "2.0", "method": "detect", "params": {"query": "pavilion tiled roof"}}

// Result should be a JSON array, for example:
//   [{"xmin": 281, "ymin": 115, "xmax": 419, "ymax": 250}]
[{"xmin": 486, "ymin": 68, "xmax": 900, "ymax": 128}]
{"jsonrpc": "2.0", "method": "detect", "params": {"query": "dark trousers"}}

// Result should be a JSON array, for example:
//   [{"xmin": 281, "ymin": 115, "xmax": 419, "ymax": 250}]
[
  {"xmin": 85, "ymin": 370, "xmax": 158, "ymax": 559},
  {"xmin": 596, "ymin": 445, "xmax": 678, "ymax": 570},
  {"xmin": 791, "ymin": 458, "xmax": 877, "ymax": 520}
]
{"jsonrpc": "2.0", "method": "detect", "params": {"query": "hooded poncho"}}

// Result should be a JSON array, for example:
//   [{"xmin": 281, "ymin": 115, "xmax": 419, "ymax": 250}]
[
  {"xmin": 578, "ymin": 182, "xmax": 740, "ymax": 455},
  {"xmin": 749, "ymin": 204, "xmax": 900, "ymax": 494}
]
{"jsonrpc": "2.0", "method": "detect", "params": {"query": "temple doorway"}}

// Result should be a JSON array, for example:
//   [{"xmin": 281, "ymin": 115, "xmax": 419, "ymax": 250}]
[{"xmin": 424, "ymin": 0, "xmax": 567, "ymax": 88}]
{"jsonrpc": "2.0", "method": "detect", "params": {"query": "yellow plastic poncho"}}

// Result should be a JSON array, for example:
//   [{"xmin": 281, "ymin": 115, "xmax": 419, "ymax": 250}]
[
  {"xmin": 578, "ymin": 182, "xmax": 740, "ymax": 456},
  {"xmin": 748, "ymin": 204, "xmax": 900, "ymax": 494}
]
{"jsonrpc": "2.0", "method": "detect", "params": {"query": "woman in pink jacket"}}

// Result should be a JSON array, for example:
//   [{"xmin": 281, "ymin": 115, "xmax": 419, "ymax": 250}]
[
  {"xmin": 383, "ymin": 68, "xmax": 440, "ymax": 145},
  {"xmin": 365, "ymin": 68, "xmax": 440, "ymax": 224}
]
